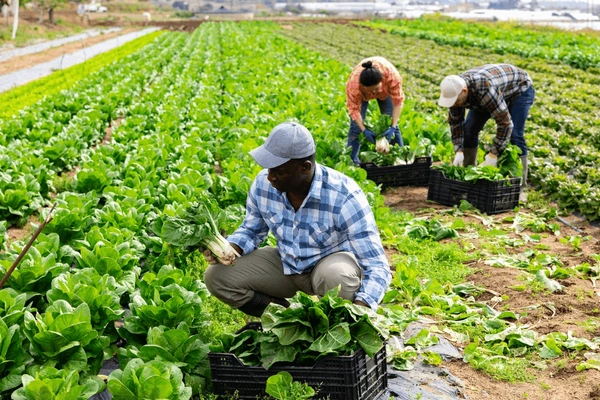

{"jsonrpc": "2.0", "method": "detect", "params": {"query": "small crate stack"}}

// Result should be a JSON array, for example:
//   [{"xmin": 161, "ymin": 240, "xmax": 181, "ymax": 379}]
[
  {"xmin": 360, "ymin": 156, "xmax": 432, "ymax": 188},
  {"xmin": 427, "ymin": 169, "xmax": 521, "ymax": 214},
  {"xmin": 208, "ymin": 324, "xmax": 388, "ymax": 400}
]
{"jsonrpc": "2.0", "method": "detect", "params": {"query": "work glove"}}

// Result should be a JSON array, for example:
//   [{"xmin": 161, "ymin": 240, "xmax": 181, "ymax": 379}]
[
  {"xmin": 480, "ymin": 153, "xmax": 498, "ymax": 167},
  {"xmin": 362, "ymin": 128, "xmax": 376, "ymax": 144},
  {"xmin": 453, "ymin": 151, "xmax": 464, "ymax": 167},
  {"xmin": 383, "ymin": 126, "xmax": 400, "ymax": 142}
]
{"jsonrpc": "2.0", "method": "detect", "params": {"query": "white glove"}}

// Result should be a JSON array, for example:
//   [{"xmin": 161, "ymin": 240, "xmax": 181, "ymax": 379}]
[
  {"xmin": 453, "ymin": 151, "xmax": 464, "ymax": 167},
  {"xmin": 480, "ymin": 153, "xmax": 498, "ymax": 167}
]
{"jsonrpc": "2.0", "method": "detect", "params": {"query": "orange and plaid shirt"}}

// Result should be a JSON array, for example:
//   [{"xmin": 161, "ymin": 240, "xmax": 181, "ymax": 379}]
[{"xmin": 346, "ymin": 57, "xmax": 405, "ymax": 122}]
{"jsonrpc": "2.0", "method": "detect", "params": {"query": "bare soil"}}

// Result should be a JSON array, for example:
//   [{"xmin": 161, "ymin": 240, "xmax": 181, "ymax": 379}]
[{"xmin": 383, "ymin": 185, "xmax": 600, "ymax": 400}]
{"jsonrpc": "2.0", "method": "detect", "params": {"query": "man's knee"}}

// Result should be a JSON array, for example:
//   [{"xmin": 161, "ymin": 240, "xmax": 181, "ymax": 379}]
[
  {"xmin": 204, "ymin": 264, "xmax": 229, "ymax": 298},
  {"xmin": 312, "ymin": 255, "xmax": 362, "ymax": 300}
]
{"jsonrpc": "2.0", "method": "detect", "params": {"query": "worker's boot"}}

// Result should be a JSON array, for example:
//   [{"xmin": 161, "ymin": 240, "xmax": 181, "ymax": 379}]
[
  {"xmin": 238, "ymin": 291, "xmax": 290, "ymax": 317},
  {"xmin": 463, "ymin": 147, "xmax": 478, "ymax": 166},
  {"xmin": 519, "ymin": 155, "xmax": 528, "ymax": 203}
]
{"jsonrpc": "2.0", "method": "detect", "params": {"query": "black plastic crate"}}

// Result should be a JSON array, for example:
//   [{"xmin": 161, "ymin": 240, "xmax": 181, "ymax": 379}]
[
  {"xmin": 427, "ymin": 169, "xmax": 521, "ymax": 214},
  {"xmin": 360, "ymin": 156, "xmax": 431, "ymax": 188},
  {"xmin": 208, "ymin": 323, "xmax": 387, "ymax": 400}
]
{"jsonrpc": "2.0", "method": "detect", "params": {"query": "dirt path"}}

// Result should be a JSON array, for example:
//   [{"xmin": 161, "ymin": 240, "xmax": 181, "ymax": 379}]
[
  {"xmin": 383, "ymin": 185, "xmax": 600, "ymax": 400},
  {"xmin": 0, "ymin": 27, "xmax": 139, "ymax": 75}
]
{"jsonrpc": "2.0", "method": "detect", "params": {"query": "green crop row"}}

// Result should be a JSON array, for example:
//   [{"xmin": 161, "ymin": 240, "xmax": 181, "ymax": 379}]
[
  {"xmin": 361, "ymin": 16, "xmax": 600, "ymax": 71},
  {"xmin": 0, "ymin": 30, "xmax": 165, "ymax": 120}
]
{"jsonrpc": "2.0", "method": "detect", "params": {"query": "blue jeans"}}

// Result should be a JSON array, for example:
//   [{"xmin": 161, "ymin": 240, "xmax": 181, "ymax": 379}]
[
  {"xmin": 463, "ymin": 86, "xmax": 535, "ymax": 156},
  {"xmin": 348, "ymin": 96, "xmax": 403, "ymax": 164}
]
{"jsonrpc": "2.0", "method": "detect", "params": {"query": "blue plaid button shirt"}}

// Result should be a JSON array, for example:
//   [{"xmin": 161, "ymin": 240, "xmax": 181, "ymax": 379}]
[{"xmin": 227, "ymin": 164, "xmax": 391, "ymax": 309}]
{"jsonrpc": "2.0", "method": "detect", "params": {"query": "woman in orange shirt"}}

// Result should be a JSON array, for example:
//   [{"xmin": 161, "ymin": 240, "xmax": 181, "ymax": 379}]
[{"xmin": 346, "ymin": 57, "xmax": 405, "ymax": 164}]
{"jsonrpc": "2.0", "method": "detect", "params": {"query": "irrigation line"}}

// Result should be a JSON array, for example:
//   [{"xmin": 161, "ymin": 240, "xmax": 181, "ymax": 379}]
[{"xmin": 556, "ymin": 216, "xmax": 584, "ymax": 233}]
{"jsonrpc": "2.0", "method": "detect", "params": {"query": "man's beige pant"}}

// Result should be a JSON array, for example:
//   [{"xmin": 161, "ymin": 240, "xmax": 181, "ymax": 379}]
[{"xmin": 204, "ymin": 247, "xmax": 362, "ymax": 309}]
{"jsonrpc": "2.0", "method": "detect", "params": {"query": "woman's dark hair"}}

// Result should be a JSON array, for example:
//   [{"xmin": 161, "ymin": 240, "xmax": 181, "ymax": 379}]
[{"xmin": 359, "ymin": 61, "xmax": 383, "ymax": 87}]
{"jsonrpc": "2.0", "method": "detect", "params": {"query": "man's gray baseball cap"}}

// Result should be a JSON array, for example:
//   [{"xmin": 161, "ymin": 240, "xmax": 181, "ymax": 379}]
[{"xmin": 250, "ymin": 122, "xmax": 316, "ymax": 169}]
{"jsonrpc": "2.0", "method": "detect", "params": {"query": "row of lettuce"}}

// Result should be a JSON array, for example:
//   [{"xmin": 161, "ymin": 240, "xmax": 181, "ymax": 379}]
[
  {"xmin": 0, "ymin": 33, "xmax": 184, "ymax": 228},
  {"xmin": 280, "ymin": 22, "xmax": 600, "ymax": 221},
  {"xmin": 1, "ymin": 21, "xmax": 599, "ymax": 398},
  {"xmin": 0, "ymin": 31, "xmax": 165, "ymax": 121},
  {"xmin": 363, "ymin": 16, "xmax": 600, "ymax": 71}
]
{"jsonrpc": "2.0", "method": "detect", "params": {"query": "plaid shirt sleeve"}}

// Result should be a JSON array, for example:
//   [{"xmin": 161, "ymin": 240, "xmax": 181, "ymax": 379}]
[
  {"xmin": 346, "ymin": 67, "xmax": 363, "ymax": 122},
  {"xmin": 227, "ymin": 179, "xmax": 270, "ymax": 255},
  {"xmin": 338, "ymin": 190, "xmax": 391, "ymax": 309},
  {"xmin": 448, "ymin": 107, "xmax": 466, "ymax": 152}
]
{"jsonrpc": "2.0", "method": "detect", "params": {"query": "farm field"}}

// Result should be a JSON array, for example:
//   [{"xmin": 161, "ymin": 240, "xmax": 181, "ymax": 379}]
[{"xmin": 1, "ymin": 18, "xmax": 600, "ymax": 400}]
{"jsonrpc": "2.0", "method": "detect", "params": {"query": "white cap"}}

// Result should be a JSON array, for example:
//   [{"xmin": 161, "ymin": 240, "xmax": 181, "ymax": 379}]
[{"xmin": 438, "ymin": 75, "xmax": 467, "ymax": 107}]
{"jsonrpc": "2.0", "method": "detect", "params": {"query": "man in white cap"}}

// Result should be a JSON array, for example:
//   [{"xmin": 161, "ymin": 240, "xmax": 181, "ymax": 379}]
[
  {"xmin": 438, "ymin": 64, "xmax": 535, "ymax": 197},
  {"xmin": 204, "ymin": 122, "xmax": 391, "ymax": 317}
]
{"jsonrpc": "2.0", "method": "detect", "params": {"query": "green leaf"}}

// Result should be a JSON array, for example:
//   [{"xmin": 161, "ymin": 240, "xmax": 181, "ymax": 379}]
[
  {"xmin": 350, "ymin": 320, "xmax": 383, "ymax": 357},
  {"xmin": 539, "ymin": 338, "xmax": 562, "ymax": 359},
  {"xmin": 308, "ymin": 323, "xmax": 351, "ymax": 353},
  {"xmin": 535, "ymin": 270, "xmax": 563, "ymax": 293}
]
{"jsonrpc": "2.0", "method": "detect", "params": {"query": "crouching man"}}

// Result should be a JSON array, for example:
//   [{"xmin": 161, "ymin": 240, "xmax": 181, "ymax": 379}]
[{"xmin": 204, "ymin": 122, "xmax": 391, "ymax": 317}]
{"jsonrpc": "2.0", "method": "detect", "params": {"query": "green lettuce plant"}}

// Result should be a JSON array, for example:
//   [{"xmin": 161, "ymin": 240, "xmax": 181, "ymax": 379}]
[
  {"xmin": 23, "ymin": 301, "xmax": 109, "ymax": 374},
  {"xmin": 0, "ymin": 319, "xmax": 33, "ymax": 394},
  {"xmin": 265, "ymin": 371, "xmax": 315, "ymax": 400},
  {"xmin": 107, "ymin": 358, "xmax": 192, "ymax": 400},
  {"xmin": 12, "ymin": 366, "xmax": 104, "ymax": 400},
  {"xmin": 118, "ymin": 323, "xmax": 210, "ymax": 394}
]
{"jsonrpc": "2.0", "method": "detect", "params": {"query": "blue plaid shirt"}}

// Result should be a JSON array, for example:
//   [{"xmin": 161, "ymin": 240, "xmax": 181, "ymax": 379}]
[{"xmin": 227, "ymin": 164, "xmax": 391, "ymax": 309}]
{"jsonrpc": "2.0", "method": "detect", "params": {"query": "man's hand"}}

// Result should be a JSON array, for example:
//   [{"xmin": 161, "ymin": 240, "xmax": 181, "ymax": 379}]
[
  {"xmin": 362, "ymin": 129, "xmax": 376, "ymax": 144},
  {"xmin": 480, "ymin": 153, "xmax": 498, "ymax": 167},
  {"xmin": 354, "ymin": 300, "xmax": 369, "ymax": 308},
  {"xmin": 202, "ymin": 243, "xmax": 242, "ymax": 266},
  {"xmin": 453, "ymin": 151, "xmax": 464, "ymax": 167},
  {"xmin": 383, "ymin": 126, "xmax": 399, "ymax": 142}
]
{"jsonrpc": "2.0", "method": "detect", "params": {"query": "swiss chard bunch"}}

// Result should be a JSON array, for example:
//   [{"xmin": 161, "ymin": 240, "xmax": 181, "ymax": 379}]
[
  {"xmin": 366, "ymin": 113, "xmax": 392, "ymax": 138},
  {"xmin": 433, "ymin": 144, "xmax": 523, "ymax": 182},
  {"xmin": 497, "ymin": 144, "xmax": 523, "ymax": 180},
  {"xmin": 210, "ymin": 289, "xmax": 387, "ymax": 369},
  {"xmin": 432, "ymin": 163, "xmax": 505, "ymax": 182},
  {"xmin": 152, "ymin": 199, "xmax": 243, "ymax": 265},
  {"xmin": 362, "ymin": 138, "xmax": 434, "ymax": 166}
]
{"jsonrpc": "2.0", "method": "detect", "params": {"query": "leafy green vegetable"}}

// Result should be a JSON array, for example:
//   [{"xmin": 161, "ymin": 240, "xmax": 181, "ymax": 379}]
[
  {"xmin": 22, "ymin": 301, "xmax": 109, "ymax": 374},
  {"xmin": 211, "ymin": 289, "xmax": 386, "ymax": 369},
  {"xmin": 0, "ymin": 318, "xmax": 33, "ymax": 394},
  {"xmin": 155, "ymin": 200, "xmax": 241, "ymax": 265},
  {"xmin": 12, "ymin": 367, "xmax": 104, "ymax": 400},
  {"xmin": 118, "ymin": 323, "xmax": 210, "ymax": 394},
  {"xmin": 265, "ymin": 371, "xmax": 315, "ymax": 400},
  {"xmin": 107, "ymin": 358, "xmax": 192, "ymax": 400}
]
